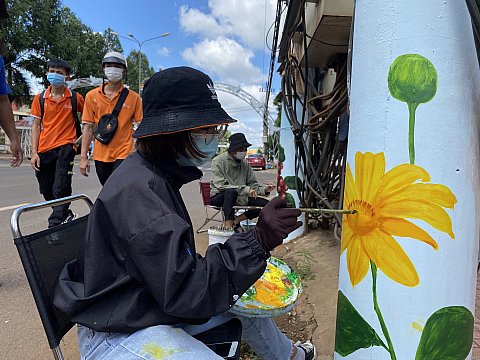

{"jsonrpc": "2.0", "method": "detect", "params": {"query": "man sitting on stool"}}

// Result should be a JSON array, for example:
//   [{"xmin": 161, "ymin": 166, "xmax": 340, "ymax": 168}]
[{"xmin": 210, "ymin": 133, "xmax": 275, "ymax": 231}]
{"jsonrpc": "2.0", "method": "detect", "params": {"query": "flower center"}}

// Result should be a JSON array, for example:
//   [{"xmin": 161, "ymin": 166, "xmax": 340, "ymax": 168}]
[{"xmin": 346, "ymin": 199, "xmax": 378, "ymax": 235}]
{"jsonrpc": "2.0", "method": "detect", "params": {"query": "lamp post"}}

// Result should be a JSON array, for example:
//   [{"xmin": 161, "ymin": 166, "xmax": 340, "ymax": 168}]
[{"xmin": 110, "ymin": 31, "xmax": 170, "ymax": 93}]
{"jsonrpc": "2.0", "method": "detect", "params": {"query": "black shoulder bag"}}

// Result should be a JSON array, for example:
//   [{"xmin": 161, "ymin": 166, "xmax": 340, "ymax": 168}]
[{"xmin": 94, "ymin": 88, "xmax": 129, "ymax": 144}]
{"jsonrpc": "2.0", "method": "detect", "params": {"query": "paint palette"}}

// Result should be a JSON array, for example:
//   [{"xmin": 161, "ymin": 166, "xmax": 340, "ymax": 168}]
[{"xmin": 229, "ymin": 257, "xmax": 303, "ymax": 318}]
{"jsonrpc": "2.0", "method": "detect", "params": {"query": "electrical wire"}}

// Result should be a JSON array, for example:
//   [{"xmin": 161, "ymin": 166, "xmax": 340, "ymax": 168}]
[{"xmin": 278, "ymin": 0, "xmax": 351, "ymax": 236}]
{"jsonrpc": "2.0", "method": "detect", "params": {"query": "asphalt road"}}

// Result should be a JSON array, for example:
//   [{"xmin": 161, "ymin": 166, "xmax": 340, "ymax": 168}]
[{"xmin": 0, "ymin": 158, "xmax": 275, "ymax": 359}]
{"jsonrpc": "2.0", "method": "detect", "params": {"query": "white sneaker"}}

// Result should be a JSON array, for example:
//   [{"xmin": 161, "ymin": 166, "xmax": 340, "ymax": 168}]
[{"xmin": 295, "ymin": 341, "xmax": 317, "ymax": 360}]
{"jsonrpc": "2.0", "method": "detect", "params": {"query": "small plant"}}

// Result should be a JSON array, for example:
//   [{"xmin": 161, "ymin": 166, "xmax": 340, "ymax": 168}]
[
  {"xmin": 294, "ymin": 250, "xmax": 316, "ymax": 281},
  {"xmin": 239, "ymin": 342, "xmax": 260, "ymax": 359}
]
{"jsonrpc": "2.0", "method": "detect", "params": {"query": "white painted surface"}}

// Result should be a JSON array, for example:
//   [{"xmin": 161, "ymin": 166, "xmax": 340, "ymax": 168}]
[{"xmin": 280, "ymin": 100, "xmax": 306, "ymax": 243}]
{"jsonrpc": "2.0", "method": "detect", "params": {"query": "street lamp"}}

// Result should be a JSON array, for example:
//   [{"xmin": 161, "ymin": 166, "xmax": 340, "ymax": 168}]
[{"xmin": 109, "ymin": 31, "xmax": 170, "ymax": 93}]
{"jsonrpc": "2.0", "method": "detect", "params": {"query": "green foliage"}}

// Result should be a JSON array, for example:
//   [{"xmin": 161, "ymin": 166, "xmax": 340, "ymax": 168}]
[
  {"xmin": 1, "ymin": 0, "xmax": 124, "ymax": 103},
  {"xmin": 284, "ymin": 176, "xmax": 303, "ymax": 191},
  {"xmin": 278, "ymin": 144, "xmax": 285, "ymax": 162},
  {"xmin": 285, "ymin": 192, "xmax": 295, "ymax": 207},
  {"xmin": 415, "ymin": 306, "xmax": 473, "ymax": 360},
  {"xmin": 388, "ymin": 54, "xmax": 437, "ymax": 105},
  {"xmin": 294, "ymin": 250, "xmax": 316, "ymax": 281},
  {"xmin": 126, "ymin": 49, "xmax": 155, "ymax": 93},
  {"xmin": 335, "ymin": 290, "xmax": 385, "ymax": 357}
]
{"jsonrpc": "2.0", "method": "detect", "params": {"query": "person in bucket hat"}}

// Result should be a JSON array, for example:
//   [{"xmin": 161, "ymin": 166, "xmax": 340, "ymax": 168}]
[
  {"xmin": 54, "ymin": 67, "xmax": 316, "ymax": 360},
  {"xmin": 210, "ymin": 132, "xmax": 275, "ymax": 232}
]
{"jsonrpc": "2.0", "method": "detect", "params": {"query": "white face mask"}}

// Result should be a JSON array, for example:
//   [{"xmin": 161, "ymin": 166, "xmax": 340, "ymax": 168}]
[
  {"xmin": 235, "ymin": 151, "xmax": 247, "ymax": 161},
  {"xmin": 104, "ymin": 67, "xmax": 123, "ymax": 83}
]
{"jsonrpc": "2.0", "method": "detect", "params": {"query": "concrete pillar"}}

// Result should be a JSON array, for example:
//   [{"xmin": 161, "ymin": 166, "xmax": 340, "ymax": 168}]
[
  {"xmin": 335, "ymin": 1, "xmax": 480, "ymax": 359},
  {"xmin": 279, "ymin": 99, "xmax": 305, "ymax": 242}
]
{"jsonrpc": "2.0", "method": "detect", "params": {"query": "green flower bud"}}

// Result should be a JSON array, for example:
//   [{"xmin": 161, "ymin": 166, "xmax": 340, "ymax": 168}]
[{"xmin": 388, "ymin": 54, "xmax": 437, "ymax": 105}]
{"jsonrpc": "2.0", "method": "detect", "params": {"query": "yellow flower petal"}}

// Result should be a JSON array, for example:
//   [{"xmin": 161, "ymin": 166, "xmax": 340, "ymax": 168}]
[
  {"xmin": 341, "ymin": 222, "xmax": 354, "ymax": 253},
  {"xmin": 381, "ymin": 199, "xmax": 455, "ymax": 239},
  {"xmin": 344, "ymin": 164, "xmax": 357, "ymax": 207},
  {"xmin": 347, "ymin": 236, "xmax": 370, "ymax": 287},
  {"xmin": 379, "ymin": 218, "xmax": 438, "ymax": 250},
  {"xmin": 355, "ymin": 152, "xmax": 385, "ymax": 204},
  {"xmin": 362, "ymin": 230, "xmax": 419, "ymax": 287},
  {"xmin": 382, "ymin": 183, "xmax": 457, "ymax": 209},
  {"xmin": 381, "ymin": 164, "xmax": 430, "ymax": 196}
]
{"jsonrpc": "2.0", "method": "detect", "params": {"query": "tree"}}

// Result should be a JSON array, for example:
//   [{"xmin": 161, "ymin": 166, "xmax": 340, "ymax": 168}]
[
  {"xmin": 1, "ymin": 0, "xmax": 124, "ymax": 103},
  {"xmin": 126, "ymin": 50, "xmax": 155, "ymax": 93}
]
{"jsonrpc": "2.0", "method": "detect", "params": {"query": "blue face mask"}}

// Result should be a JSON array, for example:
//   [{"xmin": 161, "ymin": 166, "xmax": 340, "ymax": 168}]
[
  {"xmin": 177, "ymin": 133, "xmax": 219, "ymax": 167},
  {"xmin": 47, "ymin": 73, "xmax": 66, "ymax": 88}
]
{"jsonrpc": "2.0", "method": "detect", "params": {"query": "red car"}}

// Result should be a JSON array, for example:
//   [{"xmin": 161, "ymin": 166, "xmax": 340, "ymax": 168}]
[{"xmin": 248, "ymin": 154, "xmax": 266, "ymax": 170}]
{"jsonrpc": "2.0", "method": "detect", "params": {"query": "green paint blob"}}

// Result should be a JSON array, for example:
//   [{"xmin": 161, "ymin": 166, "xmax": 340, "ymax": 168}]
[
  {"xmin": 141, "ymin": 342, "xmax": 182, "ymax": 359},
  {"xmin": 388, "ymin": 54, "xmax": 438, "ymax": 164},
  {"xmin": 335, "ymin": 290, "xmax": 385, "ymax": 357},
  {"xmin": 415, "ymin": 306, "xmax": 474, "ymax": 360},
  {"xmin": 285, "ymin": 192, "xmax": 296, "ymax": 207},
  {"xmin": 279, "ymin": 145, "xmax": 286, "ymax": 163}
]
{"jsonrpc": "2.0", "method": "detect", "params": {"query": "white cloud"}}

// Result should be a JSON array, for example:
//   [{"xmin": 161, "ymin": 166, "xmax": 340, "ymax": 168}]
[
  {"xmin": 208, "ymin": 0, "xmax": 277, "ymax": 49},
  {"xmin": 179, "ymin": 0, "xmax": 277, "ymax": 50},
  {"xmin": 216, "ymin": 88, "xmax": 278, "ymax": 148},
  {"xmin": 179, "ymin": 5, "xmax": 226, "ymax": 38},
  {"xmin": 156, "ymin": 47, "xmax": 171, "ymax": 57},
  {"xmin": 182, "ymin": 37, "xmax": 262, "ymax": 85}
]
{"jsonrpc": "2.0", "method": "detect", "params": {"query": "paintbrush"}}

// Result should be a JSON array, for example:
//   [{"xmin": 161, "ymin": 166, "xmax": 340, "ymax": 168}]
[{"xmin": 233, "ymin": 205, "xmax": 357, "ymax": 215}]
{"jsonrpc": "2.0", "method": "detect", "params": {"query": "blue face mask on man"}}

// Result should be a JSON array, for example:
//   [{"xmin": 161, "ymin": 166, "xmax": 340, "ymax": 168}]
[
  {"xmin": 47, "ymin": 73, "xmax": 66, "ymax": 88},
  {"xmin": 177, "ymin": 133, "xmax": 219, "ymax": 167}
]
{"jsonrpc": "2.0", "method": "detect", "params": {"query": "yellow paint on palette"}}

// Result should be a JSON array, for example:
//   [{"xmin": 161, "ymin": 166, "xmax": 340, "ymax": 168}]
[
  {"xmin": 254, "ymin": 263, "xmax": 288, "ymax": 307},
  {"xmin": 141, "ymin": 342, "xmax": 182, "ymax": 359}
]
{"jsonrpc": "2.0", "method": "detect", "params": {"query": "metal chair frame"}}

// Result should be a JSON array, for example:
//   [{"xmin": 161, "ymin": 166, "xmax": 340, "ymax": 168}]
[
  {"xmin": 197, "ymin": 181, "xmax": 224, "ymax": 233},
  {"xmin": 11, "ymin": 194, "xmax": 93, "ymax": 360}
]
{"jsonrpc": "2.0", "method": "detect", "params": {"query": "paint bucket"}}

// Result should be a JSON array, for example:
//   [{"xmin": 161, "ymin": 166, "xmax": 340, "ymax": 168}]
[
  {"xmin": 208, "ymin": 226, "xmax": 234, "ymax": 246},
  {"xmin": 240, "ymin": 220, "xmax": 256, "ymax": 232},
  {"xmin": 229, "ymin": 257, "xmax": 303, "ymax": 318}
]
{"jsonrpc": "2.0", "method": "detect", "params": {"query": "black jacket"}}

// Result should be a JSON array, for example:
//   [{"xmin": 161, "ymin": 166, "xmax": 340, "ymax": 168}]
[{"xmin": 54, "ymin": 151, "xmax": 268, "ymax": 333}]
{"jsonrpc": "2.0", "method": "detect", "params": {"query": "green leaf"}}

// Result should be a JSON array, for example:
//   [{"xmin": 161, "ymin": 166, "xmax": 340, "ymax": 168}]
[
  {"xmin": 284, "ymin": 176, "xmax": 303, "ymax": 191},
  {"xmin": 335, "ymin": 290, "xmax": 385, "ymax": 357},
  {"xmin": 415, "ymin": 306, "xmax": 473, "ymax": 360},
  {"xmin": 279, "ymin": 145, "xmax": 286, "ymax": 163},
  {"xmin": 285, "ymin": 192, "xmax": 296, "ymax": 208}
]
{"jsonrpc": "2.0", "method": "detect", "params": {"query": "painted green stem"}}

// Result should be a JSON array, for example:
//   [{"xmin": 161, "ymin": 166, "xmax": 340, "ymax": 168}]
[
  {"xmin": 371, "ymin": 261, "xmax": 397, "ymax": 360},
  {"xmin": 407, "ymin": 103, "xmax": 419, "ymax": 164}
]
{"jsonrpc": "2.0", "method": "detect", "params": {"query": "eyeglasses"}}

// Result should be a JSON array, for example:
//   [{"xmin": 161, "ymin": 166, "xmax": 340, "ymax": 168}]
[{"xmin": 193, "ymin": 125, "xmax": 228, "ymax": 139}]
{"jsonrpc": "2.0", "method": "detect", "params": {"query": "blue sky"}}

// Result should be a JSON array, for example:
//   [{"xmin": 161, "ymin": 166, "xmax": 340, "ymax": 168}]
[{"xmin": 62, "ymin": 0, "xmax": 282, "ymax": 147}]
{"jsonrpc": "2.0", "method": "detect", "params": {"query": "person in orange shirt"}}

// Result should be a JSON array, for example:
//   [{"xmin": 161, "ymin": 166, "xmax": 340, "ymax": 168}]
[
  {"xmin": 79, "ymin": 52, "xmax": 142, "ymax": 185},
  {"xmin": 30, "ymin": 59, "xmax": 85, "ymax": 228}
]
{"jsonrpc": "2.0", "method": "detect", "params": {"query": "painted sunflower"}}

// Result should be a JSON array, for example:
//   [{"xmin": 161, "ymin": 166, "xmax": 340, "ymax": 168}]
[{"xmin": 342, "ymin": 152, "xmax": 456, "ymax": 287}]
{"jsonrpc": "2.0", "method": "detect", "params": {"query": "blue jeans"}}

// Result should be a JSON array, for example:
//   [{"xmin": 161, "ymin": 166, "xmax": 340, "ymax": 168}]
[{"xmin": 77, "ymin": 313, "xmax": 294, "ymax": 359}]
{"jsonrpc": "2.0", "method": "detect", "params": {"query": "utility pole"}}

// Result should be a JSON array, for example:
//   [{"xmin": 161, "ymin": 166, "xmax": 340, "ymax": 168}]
[
  {"xmin": 110, "ymin": 31, "xmax": 170, "ymax": 94},
  {"xmin": 335, "ymin": 1, "xmax": 479, "ymax": 359}
]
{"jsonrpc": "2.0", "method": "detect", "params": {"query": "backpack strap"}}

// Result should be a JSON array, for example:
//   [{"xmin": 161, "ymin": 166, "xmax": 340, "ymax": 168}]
[
  {"xmin": 111, "ymin": 88, "xmax": 130, "ymax": 117},
  {"xmin": 39, "ymin": 90, "xmax": 46, "ymax": 120},
  {"xmin": 70, "ymin": 90, "xmax": 82, "ymax": 138}
]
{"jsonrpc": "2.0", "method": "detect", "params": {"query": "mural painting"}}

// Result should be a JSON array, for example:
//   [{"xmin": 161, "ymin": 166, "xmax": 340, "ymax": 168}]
[{"xmin": 335, "ymin": 54, "xmax": 474, "ymax": 359}]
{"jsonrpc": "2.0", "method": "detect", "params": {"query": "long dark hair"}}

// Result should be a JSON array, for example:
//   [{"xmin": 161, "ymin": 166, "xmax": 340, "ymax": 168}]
[{"xmin": 136, "ymin": 131, "xmax": 206, "ymax": 162}]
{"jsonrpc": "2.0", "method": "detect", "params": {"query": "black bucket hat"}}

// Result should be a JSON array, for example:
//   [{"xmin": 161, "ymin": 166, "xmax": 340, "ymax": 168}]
[
  {"xmin": 134, "ymin": 67, "xmax": 236, "ymax": 138},
  {"xmin": 228, "ymin": 133, "xmax": 251, "ymax": 152}
]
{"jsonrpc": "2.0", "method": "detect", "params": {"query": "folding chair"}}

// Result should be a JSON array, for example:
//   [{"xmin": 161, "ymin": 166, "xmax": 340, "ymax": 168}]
[
  {"xmin": 11, "ymin": 194, "xmax": 93, "ymax": 360},
  {"xmin": 12, "ymin": 194, "xmax": 242, "ymax": 360},
  {"xmin": 197, "ymin": 181, "xmax": 224, "ymax": 233}
]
